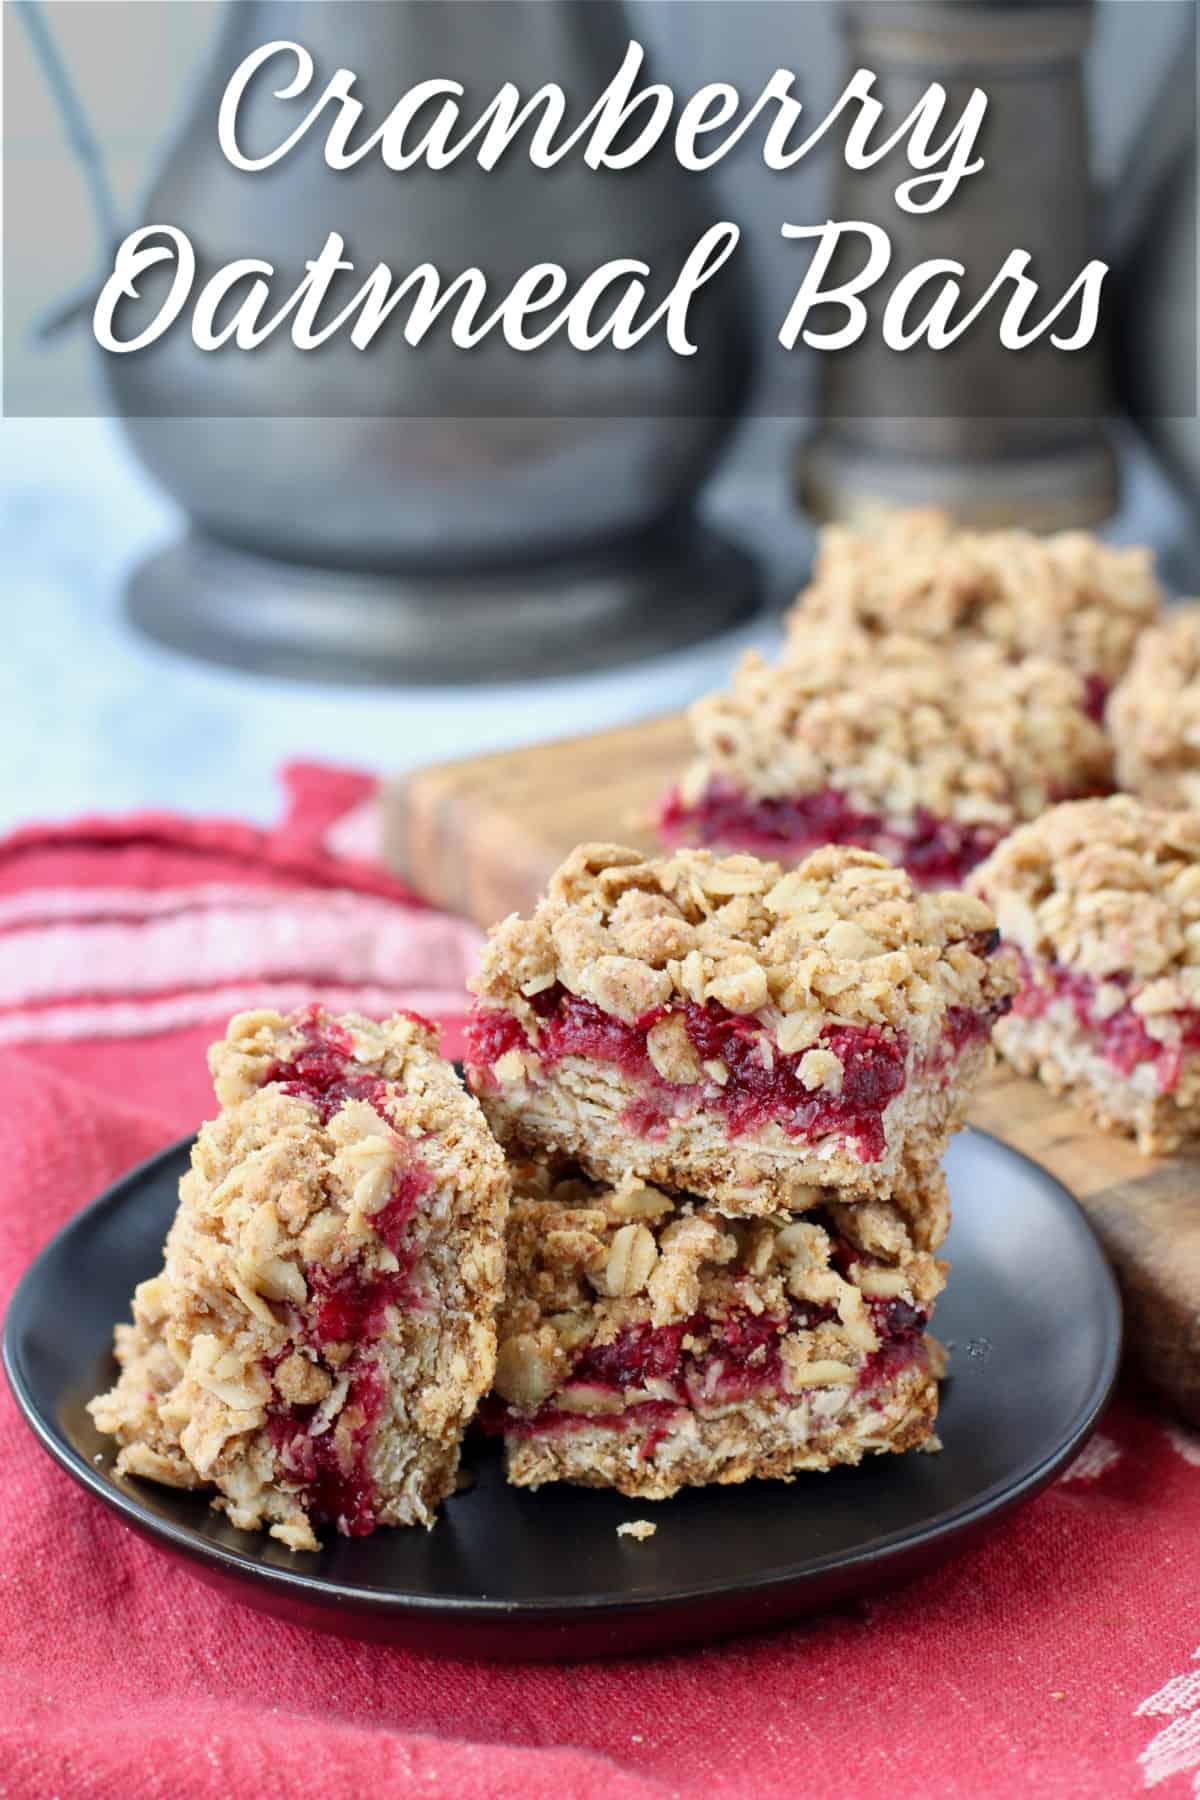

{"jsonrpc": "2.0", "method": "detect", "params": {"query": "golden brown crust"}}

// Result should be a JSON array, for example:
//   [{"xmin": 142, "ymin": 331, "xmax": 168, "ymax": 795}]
[
  {"xmin": 790, "ymin": 508, "xmax": 1160, "ymax": 686},
  {"xmin": 677, "ymin": 628, "xmax": 1112, "ymax": 831},
  {"xmin": 90, "ymin": 1007, "xmax": 509, "ymax": 1550},
  {"xmin": 1109, "ymin": 605, "xmax": 1200, "ymax": 808}
]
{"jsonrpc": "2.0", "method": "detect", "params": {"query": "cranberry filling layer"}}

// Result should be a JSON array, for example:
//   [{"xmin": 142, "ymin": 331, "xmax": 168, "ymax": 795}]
[
  {"xmin": 266, "ymin": 1003, "xmax": 433, "ymax": 1126},
  {"xmin": 306, "ymin": 1266, "xmax": 409, "ymax": 1349},
  {"xmin": 467, "ymin": 986, "xmax": 910, "ymax": 1160},
  {"xmin": 1083, "ymin": 673, "xmax": 1109, "ymax": 726},
  {"xmin": 859, "ymin": 1299, "xmax": 927, "ymax": 1390},
  {"xmin": 484, "ymin": 1292, "xmax": 930, "ymax": 1444},
  {"xmin": 268, "ymin": 1363, "xmax": 385, "ymax": 1537},
  {"xmin": 1012, "ymin": 954, "xmax": 1200, "ymax": 1093},
  {"xmin": 941, "ymin": 1005, "xmax": 995, "ymax": 1056},
  {"xmin": 657, "ymin": 778, "xmax": 1007, "ymax": 887}
]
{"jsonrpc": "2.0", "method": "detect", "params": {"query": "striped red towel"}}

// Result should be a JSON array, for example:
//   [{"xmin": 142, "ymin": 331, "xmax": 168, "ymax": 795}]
[{"xmin": 0, "ymin": 763, "xmax": 480, "ymax": 1124}]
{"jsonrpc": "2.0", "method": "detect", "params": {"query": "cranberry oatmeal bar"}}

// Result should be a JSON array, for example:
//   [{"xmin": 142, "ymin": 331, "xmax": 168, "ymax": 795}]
[
  {"xmin": 657, "ymin": 629, "xmax": 1112, "ymax": 886},
  {"xmin": 90, "ymin": 1006, "xmax": 509, "ymax": 1549},
  {"xmin": 970, "ymin": 798, "xmax": 1200, "ymax": 1155},
  {"xmin": 464, "ymin": 842, "xmax": 1015, "ymax": 1213},
  {"xmin": 790, "ymin": 508, "xmax": 1160, "ymax": 720},
  {"xmin": 1108, "ymin": 606, "xmax": 1200, "ymax": 809},
  {"xmin": 483, "ymin": 1157, "xmax": 947, "ymax": 1497}
]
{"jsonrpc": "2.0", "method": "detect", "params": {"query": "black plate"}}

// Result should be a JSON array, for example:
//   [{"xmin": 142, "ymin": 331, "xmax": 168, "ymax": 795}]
[{"xmin": 4, "ymin": 1129, "xmax": 1120, "ymax": 1660}]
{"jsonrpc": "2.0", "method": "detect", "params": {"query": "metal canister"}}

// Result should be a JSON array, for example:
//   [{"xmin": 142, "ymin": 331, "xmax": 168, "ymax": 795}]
[{"xmin": 798, "ymin": 0, "xmax": 1117, "ymax": 531}]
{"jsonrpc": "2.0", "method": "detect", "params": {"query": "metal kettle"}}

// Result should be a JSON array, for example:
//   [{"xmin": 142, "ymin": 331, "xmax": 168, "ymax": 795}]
[{"xmin": 47, "ymin": 0, "xmax": 759, "ymax": 680}]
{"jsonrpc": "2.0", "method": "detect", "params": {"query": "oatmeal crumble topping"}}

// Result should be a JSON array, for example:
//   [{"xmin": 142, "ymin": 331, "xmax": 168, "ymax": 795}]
[
  {"xmin": 617, "ymin": 1520, "xmax": 657, "ymax": 1540},
  {"xmin": 472, "ymin": 840, "xmax": 1012, "ymax": 1041},
  {"xmin": 1109, "ymin": 606, "xmax": 1200, "ymax": 810},
  {"xmin": 675, "ymin": 628, "xmax": 1112, "ymax": 835},
  {"xmin": 210, "ymin": 1004, "xmax": 443, "ymax": 1113},
  {"xmin": 497, "ymin": 1160, "xmax": 946, "ymax": 1356},
  {"xmin": 970, "ymin": 797, "xmax": 1200, "ymax": 998},
  {"xmin": 790, "ymin": 508, "xmax": 1160, "ymax": 688}
]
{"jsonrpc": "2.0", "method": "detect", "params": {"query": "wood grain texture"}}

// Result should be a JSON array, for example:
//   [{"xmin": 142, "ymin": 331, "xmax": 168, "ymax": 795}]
[
  {"xmin": 970, "ymin": 1069, "xmax": 1200, "ymax": 1427},
  {"xmin": 383, "ymin": 715, "xmax": 1200, "ymax": 1427},
  {"xmin": 382, "ymin": 713, "xmax": 692, "ymax": 928}
]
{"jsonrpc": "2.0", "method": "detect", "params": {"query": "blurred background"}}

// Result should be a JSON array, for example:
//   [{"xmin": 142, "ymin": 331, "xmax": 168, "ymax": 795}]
[{"xmin": 2, "ymin": 0, "xmax": 1197, "ymax": 831}]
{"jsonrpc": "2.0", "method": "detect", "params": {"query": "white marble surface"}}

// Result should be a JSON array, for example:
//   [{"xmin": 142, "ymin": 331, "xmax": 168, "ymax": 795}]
[{"xmin": 1, "ymin": 415, "xmax": 1196, "ymax": 835}]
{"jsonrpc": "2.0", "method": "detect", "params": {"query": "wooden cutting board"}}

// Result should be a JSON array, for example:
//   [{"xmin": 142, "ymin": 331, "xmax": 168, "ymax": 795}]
[
  {"xmin": 381, "ymin": 712, "xmax": 691, "ymax": 928},
  {"xmin": 382, "ymin": 716, "xmax": 1200, "ymax": 1429}
]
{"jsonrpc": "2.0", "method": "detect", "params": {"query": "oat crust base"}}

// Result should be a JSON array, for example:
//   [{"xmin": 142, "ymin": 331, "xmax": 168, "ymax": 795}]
[
  {"xmin": 504, "ymin": 1370, "xmax": 940, "ymax": 1498},
  {"xmin": 994, "ymin": 1008, "xmax": 1200, "ymax": 1157}
]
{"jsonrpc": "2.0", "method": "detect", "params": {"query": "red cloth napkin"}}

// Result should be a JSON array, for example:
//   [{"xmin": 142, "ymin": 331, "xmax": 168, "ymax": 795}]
[{"xmin": 1, "ymin": 767, "xmax": 1197, "ymax": 1800}]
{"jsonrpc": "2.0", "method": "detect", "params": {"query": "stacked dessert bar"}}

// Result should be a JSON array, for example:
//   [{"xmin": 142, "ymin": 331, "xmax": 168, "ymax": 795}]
[{"xmin": 466, "ymin": 841, "xmax": 1016, "ymax": 1497}]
